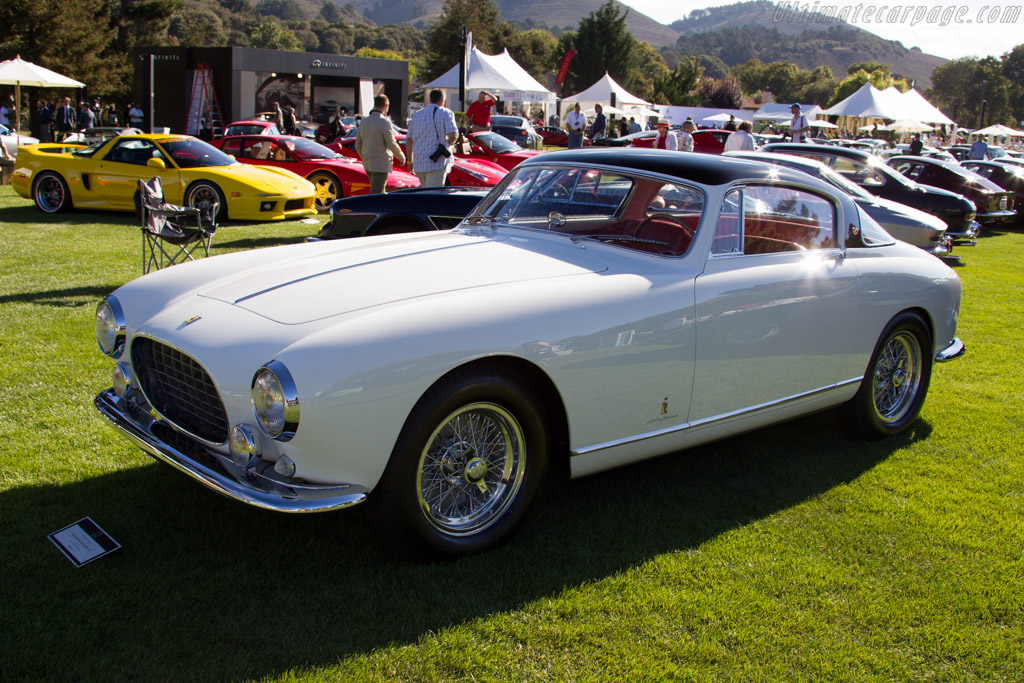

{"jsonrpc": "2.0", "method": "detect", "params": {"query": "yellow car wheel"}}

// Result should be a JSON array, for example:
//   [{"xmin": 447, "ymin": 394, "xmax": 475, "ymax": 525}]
[
  {"xmin": 184, "ymin": 180, "xmax": 226, "ymax": 222},
  {"xmin": 309, "ymin": 172, "xmax": 341, "ymax": 212},
  {"xmin": 33, "ymin": 171, "xmax": 71, "ymax": 213}
]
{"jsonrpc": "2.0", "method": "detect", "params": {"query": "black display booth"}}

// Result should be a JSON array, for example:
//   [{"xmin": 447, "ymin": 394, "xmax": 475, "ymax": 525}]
[{"xmin": 133, "ymin": 47, "xmax": 409, "ymax": 135}]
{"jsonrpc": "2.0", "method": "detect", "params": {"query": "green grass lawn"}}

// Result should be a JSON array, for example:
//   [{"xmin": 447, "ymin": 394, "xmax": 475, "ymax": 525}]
[{"xmin": 1, "ymin": 185, "xmax": 1021, "ymax": 681}]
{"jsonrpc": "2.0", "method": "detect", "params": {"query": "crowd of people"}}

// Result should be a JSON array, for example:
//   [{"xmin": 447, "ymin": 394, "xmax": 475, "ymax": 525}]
[{"xmin": 20, "ymin": 97, "xmax": 145, "ymax": 142}]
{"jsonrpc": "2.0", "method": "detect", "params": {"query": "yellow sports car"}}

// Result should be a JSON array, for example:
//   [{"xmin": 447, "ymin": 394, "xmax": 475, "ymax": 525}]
[{"xmin": 12, "ymin": 133, "xmax": 317, "ymax": 221}]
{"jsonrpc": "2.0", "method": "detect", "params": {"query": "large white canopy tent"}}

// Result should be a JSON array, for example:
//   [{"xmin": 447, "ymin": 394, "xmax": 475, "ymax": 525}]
[
  {"xmin": 0, "ymin": 55, "xmax": 84, "ymax": 141},
  {"xmin": 824, "ymin": 83, "xmax": 956, "ymax": 135},
  {"xmin": 563, "ymin": 73, "xmax": 650, "ymax": 110},
  {"xmin": 887, "ymin": 87, "xmax": 954, "ymax": 126},
  {"xmin": 422, "ymin": 47, "xmax": 554, "ymax": 113},
  {"xmin": 823, "ymin": 83, "xmax": 905, "ymax": 119}
]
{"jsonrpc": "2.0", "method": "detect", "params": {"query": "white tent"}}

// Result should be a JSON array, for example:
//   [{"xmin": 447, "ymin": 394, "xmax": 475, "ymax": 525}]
[
  {"xmin": 823, "ymin": 83, "xmax": 905, "ymax": 119},
  {"xmin": 892, "ymin": 88, "xmax": 954, "ymax": 126},
  {"xmin": 972, "ymin": 124, "xmax": 1024, "ymax": 137},
  {"xmin": 0, "ymin": 54, "xmax": 84, "ymax": 139},
  {"xmin": 563, "ymin": 73, "xmax": 650, "ymax": 108},
  {"xmin": 423, "ymin": 48, "xmax": 555, "ymax": 109}
]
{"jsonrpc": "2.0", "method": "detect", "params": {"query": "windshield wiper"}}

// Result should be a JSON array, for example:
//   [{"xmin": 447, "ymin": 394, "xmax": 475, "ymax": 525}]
[{"xmin": 580, "ymin": 234, "xmax": 670, "ymax": 247}]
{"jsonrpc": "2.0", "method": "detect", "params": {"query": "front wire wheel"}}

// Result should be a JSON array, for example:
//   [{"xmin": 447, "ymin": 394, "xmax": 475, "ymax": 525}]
[
  {"xmin": 369, "ymin": 366, "xmax": 549, "ymax": 558},
  {"xmin": 417, "ymin": 402, "xmax": 527, "ymax": 536}
]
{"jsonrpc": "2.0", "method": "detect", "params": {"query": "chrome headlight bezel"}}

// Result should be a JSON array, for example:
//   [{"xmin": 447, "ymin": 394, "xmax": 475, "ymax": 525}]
[
  {"xmin": 251, "ymin": 360, "xmax": 299, "ymax": 441},
  {"xmin": 95, "ymin": 297, "xmax": 126, "ymax": 358}
]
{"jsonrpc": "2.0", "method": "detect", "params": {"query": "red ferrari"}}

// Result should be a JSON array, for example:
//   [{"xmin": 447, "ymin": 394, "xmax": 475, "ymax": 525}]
[
  {"xmin": 456, "ymin": 131, "xmax": 543, "ymax": 171},
  {"xmin": 329, "ymin": 136, "xmax": 508, "ymax": 187},
  {"xmin": 213, "ymin": 135, "xmax": 419, "ymax": 210}
]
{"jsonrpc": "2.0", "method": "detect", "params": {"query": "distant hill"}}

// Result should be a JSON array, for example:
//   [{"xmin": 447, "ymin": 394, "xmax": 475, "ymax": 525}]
[
  {"xmin": 350, "ymin": 0, "xmax": 680, "ymax": 46},
  {"xmin": 670, "ymin": 1, "xmax": 945, "ymax": 86}
]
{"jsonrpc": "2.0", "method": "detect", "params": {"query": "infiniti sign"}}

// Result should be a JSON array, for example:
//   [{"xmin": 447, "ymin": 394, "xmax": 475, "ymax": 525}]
[{"xmin": 311, "ymin": 59, "xmax": 346, "ymax": 69}]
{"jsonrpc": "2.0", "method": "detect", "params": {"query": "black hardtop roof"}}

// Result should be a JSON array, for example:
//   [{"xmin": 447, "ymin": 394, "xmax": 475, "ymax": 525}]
[
  {"xmin": 519, "ymin": 147, "xmax": 817, "ymax": 187},
  {"xmin": 761, "ymin": 142, "xmax": 879, "ymax": 162}
]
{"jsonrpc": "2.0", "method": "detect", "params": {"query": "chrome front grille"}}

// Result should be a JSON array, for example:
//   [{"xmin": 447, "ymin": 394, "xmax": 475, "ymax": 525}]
[{"xmin": 131, "ymin": 338, "xmax": 229, "ymax": 443}]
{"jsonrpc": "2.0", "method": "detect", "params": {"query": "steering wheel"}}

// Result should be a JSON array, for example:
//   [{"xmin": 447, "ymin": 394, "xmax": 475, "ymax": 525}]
[{"xmin": 633, "ymin": 213, "xmax": 696, "ymax": 241}]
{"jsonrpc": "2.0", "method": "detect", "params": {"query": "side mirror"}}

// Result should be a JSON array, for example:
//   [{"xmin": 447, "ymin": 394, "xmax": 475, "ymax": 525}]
[{"xmin": 147, "ymin": 157, "xmax": 166, "ymax": 169}]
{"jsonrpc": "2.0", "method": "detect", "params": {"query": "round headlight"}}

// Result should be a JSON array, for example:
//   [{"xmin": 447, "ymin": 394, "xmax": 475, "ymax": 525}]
[
  {"xmin": 251, "ymin": 360, "xmax": 299, "ymax": 440},
  {"xmin": 95, "ymin": 297, "xmax": 126, "ymax": 358}
]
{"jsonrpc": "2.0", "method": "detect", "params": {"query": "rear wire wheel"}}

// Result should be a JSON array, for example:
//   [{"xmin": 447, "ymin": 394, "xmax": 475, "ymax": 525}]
[{"xmin": 843, "ymin": 312, "xmax": 933, "ymax": 439}]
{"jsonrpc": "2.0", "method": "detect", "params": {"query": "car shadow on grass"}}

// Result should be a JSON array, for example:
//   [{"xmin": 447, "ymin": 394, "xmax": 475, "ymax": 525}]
[
  {"xmin": 0, "ymin": 411, "xmax": 930, "ymax": 679},
  {"xmin": 0, "ymin": 284, "xmax": 123, "ymax": 307}
]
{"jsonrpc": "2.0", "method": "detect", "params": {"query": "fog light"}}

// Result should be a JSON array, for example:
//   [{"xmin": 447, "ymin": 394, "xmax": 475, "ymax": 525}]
[
  {"xmin": 112, "ymin": 362, "xmax": 133, "ymax": 397},
  {"xmin": 229, "ymin": 424, "xmax": 260, "ymax": 468},
  {"xmin": 260, "ymin": 201, "xmax": 274, "ymax": 211},
  {"xmin": 274, "ymin": 455, "xmax": 296, "ymax": 478}
]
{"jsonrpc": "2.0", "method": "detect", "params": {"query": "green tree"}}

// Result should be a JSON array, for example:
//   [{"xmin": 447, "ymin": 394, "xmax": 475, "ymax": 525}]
[
  {"xmin": 354, "ymin": 47, "xmax": 417, "ymax": 81},
  {"xmin": 652, "ymin": 56, "xmax": 702, "ymax": 106},
  {"xmin": 565, "ymin": 1, "xmax": 636, "ymax": 94},
  {"xmin": 249, "ymin": 18, "xmax": 301, "ymax": 50},
  {"xmin": 632, "ymin": 41, "xmax": 670, "ymax": 103},
  {"xmin": 929, "ymin": 57, "xmax": 1014, "ymax": 127},
  {"xmin": 169, "ymin": 9, "xmax": 228, "ymax": 47},
  {"xmin": 422, "ymin": 0, "xmax": 508, "ymax": 81},
  {"xmin": 731, "ymin": 58, "xmax": 766, "ymax": 96},
  {"xmin": 505, "ymin": 29, "xmax": 558, "ymax": 82}
]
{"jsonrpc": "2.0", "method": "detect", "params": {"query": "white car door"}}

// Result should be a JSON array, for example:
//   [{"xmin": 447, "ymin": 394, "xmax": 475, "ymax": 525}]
[{"xmin": 691, "ymin": 183, "xmax": 862, "ymax": 423}]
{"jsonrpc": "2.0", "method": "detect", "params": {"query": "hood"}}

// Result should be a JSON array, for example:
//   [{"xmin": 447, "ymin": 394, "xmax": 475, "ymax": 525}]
[
  {"xmin": 208, "ymin": 164, "xmax": 312, "ymax": 192},
  {"xmin": 199, "ymin": 231, "xmax": 608, "ymax": 324}
]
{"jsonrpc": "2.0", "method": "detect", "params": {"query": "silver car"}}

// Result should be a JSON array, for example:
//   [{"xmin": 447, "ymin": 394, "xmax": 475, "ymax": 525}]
[{"xmin": 726, "ymin": 151, "xmax": 950, "ymax": 256}]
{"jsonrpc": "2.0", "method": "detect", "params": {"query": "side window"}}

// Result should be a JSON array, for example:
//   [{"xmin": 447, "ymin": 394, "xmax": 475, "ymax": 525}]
[
  {"xmin": 105, "ymin": 139, "xmax": 157, "ymax": 165},
  {"xmin": 242, "ymin": 139, "xmax": 270, "ymax": 159},
  {"xmin": 221, "ymin": 138, "xmax": 242, "ymax": 156},
  {"xmin": 742, "ymin": 185, "xmax": 836, "ymax": 254}
]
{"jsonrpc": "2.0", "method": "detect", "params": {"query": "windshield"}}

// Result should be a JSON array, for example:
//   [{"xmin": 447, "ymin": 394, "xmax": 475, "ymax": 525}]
[
  {"xmin": 159, "ymin": 137, "xmax": 237, "ymax": 168},
  {"xmin": 281, "ymin": 137, "xmax": 343, "ymax": 160},
  {"xmin": 467, "ymin": 164, "xmax": 704, "ymax": 257},
  {"xmin": 820, "ymin": 165, "xmax": 875, "ymax": 199},
  {"xmin": 474, "ymin": 132, "xmax": 523, "ymax": 153}
]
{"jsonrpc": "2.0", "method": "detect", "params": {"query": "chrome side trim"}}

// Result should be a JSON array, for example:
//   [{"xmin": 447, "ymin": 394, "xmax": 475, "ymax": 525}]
[
  {"xmin": 94, "ymin": 390, "xmax": 367, "ymax": 513},
  {"xmin": 935, "ymin": 337, "xmax": 965, "ymax": 363},
  {"xmin": 571, "ymin": 377, "xmax": 863, "ymax": 457}
]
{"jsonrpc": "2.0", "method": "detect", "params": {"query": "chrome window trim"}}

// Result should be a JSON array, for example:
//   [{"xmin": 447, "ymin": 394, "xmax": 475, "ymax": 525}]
[
  {"xmin": 571, "ymin": 377, "xmax": 863, "ymax": 457},
  {"xmin": 707, "ymin": 181, "xmax": 842, "ymax": 260}
]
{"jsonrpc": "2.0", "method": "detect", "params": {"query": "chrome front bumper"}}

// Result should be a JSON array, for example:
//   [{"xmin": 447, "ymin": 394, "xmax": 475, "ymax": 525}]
[
  {"xmin": 935, "ymin": 337, "xmax": 966, "ymax": 363},
  {"xmin": 94, "ymin": 389, "xmax": 368, "ymax": 513}
]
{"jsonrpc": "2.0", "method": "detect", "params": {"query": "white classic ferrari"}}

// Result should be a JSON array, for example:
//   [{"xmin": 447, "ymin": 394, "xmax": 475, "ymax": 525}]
[{"xmin": 94, "ymin": 149, "xmax": 965, "ymax": 557}]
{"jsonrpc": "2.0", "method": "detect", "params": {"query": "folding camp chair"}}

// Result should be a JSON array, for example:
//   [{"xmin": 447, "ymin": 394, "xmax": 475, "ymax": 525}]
[{"xmin": 138, "ymin": 177, "xmax": 218, "ymax": 274}]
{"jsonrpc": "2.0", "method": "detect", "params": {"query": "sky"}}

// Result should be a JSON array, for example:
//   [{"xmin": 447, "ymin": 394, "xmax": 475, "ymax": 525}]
[{"xmin": 619, "ymin": 0, "xmax": 1022, "ymax": 61}]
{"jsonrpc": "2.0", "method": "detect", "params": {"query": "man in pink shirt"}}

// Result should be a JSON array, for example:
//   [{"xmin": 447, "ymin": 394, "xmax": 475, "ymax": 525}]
[{"xmin": 466, "ymin": 90, "xmax": 496, "ymax": 133}]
